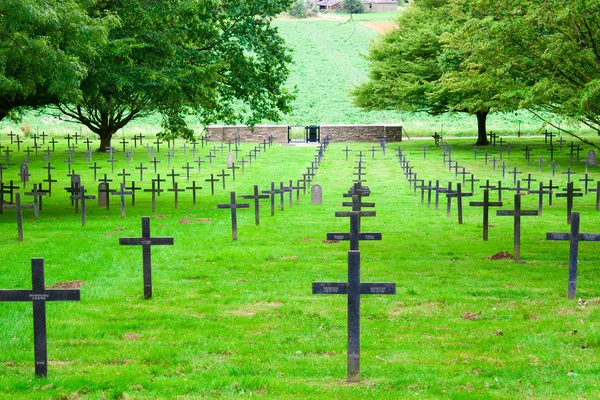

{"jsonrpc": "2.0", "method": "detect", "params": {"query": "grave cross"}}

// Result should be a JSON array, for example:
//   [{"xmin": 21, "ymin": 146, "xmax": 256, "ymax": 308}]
[
  {"xmin": 330, "ymin": 210, "xmax": 379, "ymax": 250},
  {"xmin": 261, "ymin": 182, "xmax": 284, "ymax": 216},
  {"xmin": 111, "ymin": 183, "xmax": 133, "ymax": 218},
  {"xmin": 469, "ymin": 189, "xmax": 503, "ymax": 240},
  {"xmin": 70, "ymin": 185, "xmax": 95, "ymax": 226},
  {"xmin": 217, "ymin": 192, "xmax": 250, "ymax": 240},
  {"xmin": 23, "ymin": 184, "xmax": 45, "ymax": 220},
  {"xmin": 182, "ymin": 162, "xmax": 194, "ymax": 181},
  {"xmin": 578, "ymin": 173, "xmax": 594, "ymax": 194},
  {"xmin": 556, "ymin": 182, "xmax": 583, "ymax": 224},
  {"xmin": 3, "ymin": 193, "xmax": 34, "ymax": 241},
  {"xmin": 561, "ymin": 166, "xmax": 576, "ymax": 183},
  {"xmin": 529, "ymin": 182, "xmax": 552, "ymax": 216},
  {"xmin": 205, "ymin": 174, "xmax": 219, "ymax": 195},
  {"xmin": 217, "ymin": 169, "xmax": 230, "ymax": 190},
  {"xmin": 135, "ymin": 162, "xmax": 147, "ymax": 181},
  {"xmin": 88, "ymin": 162, "xmax": 101, "ymax": 181},
  {"xmin": 496, "ymin": 194, "xmax": 539, "ymax": 260},
  {"xmin": 240, "ymin": 185, "xmax": 269, "ymax": 225},
  {"xmin": 185, "ymin": 181, "xmax": 202, "ymax": 206},
  {"xmin": 312, "ymin": 249, "xmax": 395, "ymax": 382},
  {"xmin": 143, "ymin": 181, "xmax": 163, "ymax": 213},
  {"xmin": 589, "ymin": 181, "xmax": 600, "ymax": 211},
  {"xmin": 119, "ymin": 217, "xmax": 174, "ymax": 299},
  {"xmin": 0, "ymin": 258, "xmax": 80, "ymax": 377},
  {"xmin": 117, "ymin": 168, "xmax": 131, "ymax": 185},
  {"xmin": 445, "ymin": 183, "xmax": 473, "ymax": 224},
  {"xmin": 343, "ymin": 146, "xmax": 352, "ymax": 161},
  {"xmin": 547, "ymin": 212, "xmax": 600, "ymax": 299}
]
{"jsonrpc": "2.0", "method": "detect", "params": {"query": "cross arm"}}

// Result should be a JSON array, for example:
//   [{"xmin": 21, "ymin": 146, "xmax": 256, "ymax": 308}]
[
  {"xmin": 546, "ymin": 232, "xmax": 570, "ymax": 241},
  {"xmin": 119, "ymin": 238, "xmax": 174, "ymax": 246},
  {"xmin": 0, "ymin": 289, "xmax": 80, "ymax": 301},
  {"xmin": 326, "ymin": 232, "xmax": 382, "ymax": 241}
]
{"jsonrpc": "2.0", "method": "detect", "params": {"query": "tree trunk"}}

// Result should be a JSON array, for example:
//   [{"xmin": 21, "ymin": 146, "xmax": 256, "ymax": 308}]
[
  {"xmin": 475, "ymin": 111, "xmax": 490, "ymax": 145},
  {"xmin": 97, "ymin": 129, "xmax": 117, "ymax": 152}
]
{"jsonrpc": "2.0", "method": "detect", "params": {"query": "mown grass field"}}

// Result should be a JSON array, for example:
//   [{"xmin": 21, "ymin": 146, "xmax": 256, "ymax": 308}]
[{"xmin": 0, "ymin": 132, "xmax": 599, "ymax": 398}]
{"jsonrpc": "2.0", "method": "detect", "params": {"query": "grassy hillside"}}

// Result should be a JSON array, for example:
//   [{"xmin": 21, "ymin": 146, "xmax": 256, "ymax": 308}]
[{"xmin": 0, "ymin": 11, "xmax": 577, "ymax": 138}]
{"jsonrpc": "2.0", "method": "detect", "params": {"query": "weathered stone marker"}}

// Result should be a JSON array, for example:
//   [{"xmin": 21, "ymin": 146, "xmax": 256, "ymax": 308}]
[
  {"xmin": 546, "ymin": 212, "xmax": 600, "ymax": 299},
  {"xmin": 217, "ymin": 191, "xmax": 250, "ymax": 240},
  {"xmin": 311, "ymin": 184, "xmax": 322, "ymax": 204},
  {"xmin": 0, "ymin": 258, "xmax": 80, "ymax": 377},
  {"xmin": 119, "ymin": 217, "xmax": 174, "ymax": 299},
  {"xmin": 496, "ymin": 194, "xmax": 539, "ymax": 260}
]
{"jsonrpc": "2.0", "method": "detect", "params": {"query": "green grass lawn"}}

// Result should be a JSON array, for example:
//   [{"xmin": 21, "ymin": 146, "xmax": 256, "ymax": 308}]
[{"xmin": 0, "ymin": 133, "xmax": 600, "ymax": 398}]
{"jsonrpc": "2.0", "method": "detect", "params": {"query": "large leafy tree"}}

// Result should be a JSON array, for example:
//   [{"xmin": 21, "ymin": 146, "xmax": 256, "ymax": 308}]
[
  {"xmin": 449, "ymin": 0, "xmax": 600, "ymax": 149},
  {"xmin": 57, "ymin": 0, "xmax": 295, "ymax": 151},
  {"xmin": 0, "ymin": 0, "xmax": 112, "ymax": 122},
  {"xmin": 353, "ymin": 0, "xmax": 498, "ymax": 145}
]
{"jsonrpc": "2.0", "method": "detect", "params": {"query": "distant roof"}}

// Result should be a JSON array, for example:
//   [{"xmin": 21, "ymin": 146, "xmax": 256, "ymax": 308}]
[
  {"xmin": 316, "ymin": 0, "xmax": 342, "ymax": 5},
  {"xmin": 364, "ymin": 0, "xmax": 398, "ymax": 3}
]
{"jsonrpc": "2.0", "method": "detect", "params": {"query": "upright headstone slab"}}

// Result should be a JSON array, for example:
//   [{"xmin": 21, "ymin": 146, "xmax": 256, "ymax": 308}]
[
  {"xmin": 0, "ymin": 258, "xmax": 80, "ymax": 377},
  {"xmin": 98, "ymin": 183, "xmax": 108, "ymax": 207},
  {"xmin": 586, "ymin": 150, "xmax": 597, "ymax": 166},
  {"xmin": 311, "ymin": 184, "xmax": 322, "ymax": 204},
  {"xmin": 19, "ymin": 163, "xmax": 30, "ymax": 187},
  {"xmin": 227, "ymin": 152, "xmax": 234, "ymax": 168},
  {"xmin": 119, "ymin": 217, "xmax": 174, "ymax": 299},
  {"xmin": 547, "ymin": 212, "xmax": 600, "ymax": 299}
]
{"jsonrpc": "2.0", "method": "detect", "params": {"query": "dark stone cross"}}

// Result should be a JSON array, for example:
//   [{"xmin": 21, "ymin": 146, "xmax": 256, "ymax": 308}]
[
  {"xmin": 329, "ymin": 210, "xmax": 379, "ymax": 250},
  {"xmin": 589, "ymin": 181, "xmax": 600, "ymax": 211},
  {"xmin": 217, "ymin": 191, "xmax": 250, "ymax": 240},
  {"xmin": 262, "ymin": 182, "xmax": 284, "ymax": 216},
  {"xmin": 217, "ymin": 169, "xmax": 230, "ymax": 190},
  {"xmin": 496, "ymin": 194, "xmax": 539, "ymax": 260},
  {"xmin": 24, "ymin": 184, "xmax": 47, "ymax": 220},
  {"xmin": 547, "ymin": 212, "xmax": 600, "ymax": 299},
  {"xmin": 3, "ymin": 192, "xmax": 34, "ymax": 241},
  {"xmin": 312, "ymin": 248, "xmax": 395, "ymax": 382},
  {"xmin": 118, "ymin": 168, "xmax": 131, "ymax": 185},
  {"xmin": 556, "ymin": 182, "xmax": 583, "ymax": 224},
  {"xmin": 240, "ymin": 185, "xmax": 269, "ymax": 225},
  {"xmin": 445, "ymin": 183, "xmax": 473, "ymax": 224},
  {"xmin": 578, "ymin": 173, "xmax": 594, "ymax": 194},
  {"xmin": 143, "ymin": 181, "xmax": 163, "ymax": 213},
  {"xmin": 70, "ymin": 185, "xmax": 95, "ymax": 226},
  {"xmin": 150, "ymin": 156, "xmax": 161, "ymax": 173},
  {"xmin": 205, "ymin": 174, "xmax": 219, "ymax": 195},
  {"xmin": 125, "ymin": 181, "xmax": 142, "ymax": 206},
  {"xmin": 111, "ymin": 183, "xmax": 133, "ymax": 218},
  {"xmin": 182, "ymin": 162, "xmax": 194, "ymax": 181},
  {"xmin": 186, "ymin": 181, "xmax": 202, "ymax": 206},
  {"xmin": 119, "ymin": 217, "xmax": 174, "ymax": 299},
  {"xmin": 0, "ymin": 258, "xmax": 80, "ymax": 377},
  {"xmin": 469, "ymin": 189, "xmax": 503, "ymax": 241},
  {"xmin": 561, "ymin": 166, "xmax": 576, "ymax": 183},
  {"xmin": 135, "ymin": 162, "xmax": 147, "ymax": 181},
  {"xmin": 529, "ymin": 182, "xmax": 552, "ymax": 215},
  {"xmin": 88, "ymin": 162, "xmax": 101, "ymax": 181},
  {"xmin": 168, "ymin": 182, "xmax": 186, "ymax": 209},
  {"xmin": 343, "ymin": 146, "xmax": 352, "ymax": 161}
]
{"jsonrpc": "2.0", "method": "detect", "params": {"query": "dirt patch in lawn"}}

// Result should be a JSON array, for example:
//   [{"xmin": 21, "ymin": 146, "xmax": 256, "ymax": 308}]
[
  {"xmin": 488, "ymin": 251, "xmax": 512, "ymax": 260},
  {"xmin": 361, "ymin": 21, "xmax": 398, "ymax": 35},
  {"xmin": 47, "ymin": 281, "xmax": 87, "ymax": 289}
]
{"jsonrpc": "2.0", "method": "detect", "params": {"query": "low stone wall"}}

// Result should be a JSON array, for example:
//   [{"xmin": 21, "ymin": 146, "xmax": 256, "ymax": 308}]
[{"xmin": 206, "ymin": 124, "xmax": 403, "ymax": 143}]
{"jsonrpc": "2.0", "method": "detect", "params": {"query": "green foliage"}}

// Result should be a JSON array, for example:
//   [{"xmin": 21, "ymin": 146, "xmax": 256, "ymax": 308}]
[
  {"xmin": 57, "ymin": 0, "xmax": 295, "ymax": 150},
  {"xmin": 0, "ymin": 0, "xmax": 113, "ymax": 120},
  {"xmin": 343, "ymin": 0, "xmax": 365, "ymax": 14},
  {"xmin": 289, "ymin": 0, "xmax": 307, "ymax": 18},
  {"xmin": 448, "ymin": 0, "xmax": 600, "ymax": 149},
  {"xmin": 352, "ymin": 0, "xmax": 498, "ymax": 144}
]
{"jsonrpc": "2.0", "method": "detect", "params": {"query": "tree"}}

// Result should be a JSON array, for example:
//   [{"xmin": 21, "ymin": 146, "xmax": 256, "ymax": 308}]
[
  {"xmin": 289, "ymin": 0, "xmax": 307, "ymax": 18},
  {"xmin": 343, "ymin": 0, "xmax": 364, "ymax": 14},
  {"xmin": 352, "ymin": 0, "xmax": 499, "ymax": 144},
  {"xmin": 448, "ymin": 0, "xmax": 600, "ymax": 149},
  {"xmin": 0, "ymin": 0, "xmax": 112, "ymax": 122},
  {"xmin": 56, "ymin": 0, "xmax": 295, "ymax": 151}
]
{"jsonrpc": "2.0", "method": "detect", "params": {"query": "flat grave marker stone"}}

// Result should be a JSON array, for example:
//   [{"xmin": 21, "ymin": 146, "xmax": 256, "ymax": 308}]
[{"xmin": 311, "ymin": 184, "xmax": 322, "ymax": 204}]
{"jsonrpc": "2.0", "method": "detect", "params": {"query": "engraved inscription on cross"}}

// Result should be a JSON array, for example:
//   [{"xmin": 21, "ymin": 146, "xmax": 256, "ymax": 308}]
[
  {"xmin": 313, "ymin": 250, "xmax": 395, "ymax": 382},
  {"xmin": 0, "ymin": 258, "xmax": 80, "ymax": 377},
  {"xmin": 119, "ymin": 217, "xmax": 174, "ymax": 299}
]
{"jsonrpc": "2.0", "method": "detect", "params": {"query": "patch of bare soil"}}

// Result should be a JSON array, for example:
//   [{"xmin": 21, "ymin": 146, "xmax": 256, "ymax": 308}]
[
  {"xmin": 361, "ymin": 21, "xmax": 399, "ymax": 35},
  {"xmin": 197, "ymin": 218, "xmax": 213, "ymax": 223},
  {"xmin": 154, "ymin": 214, "xmax": 167, "ymax": 219},
  {"xmin": 301, "ymin": 238, "xmax": 312, "ymax": 242},
  {"xmin": 47, "ymin": 281, "xmax": 87, "ymax": 289},
  {"xmin": 122, "ymin": 333, "xmax": 142, "ymax": 340},
  {"xmin": 488, "ymin": 251, "xmax": 512, "ymax": 260},
  {"xmin": 322, "ymin": 240, "xmax": 340, "ymax": 244},
  {"xmin": 462, "ymin": 312, "xmax": 480, "ymax": 321},
  {"xmin": 178, "ymin": 218, "xmax": 193, "ymax": 224}
]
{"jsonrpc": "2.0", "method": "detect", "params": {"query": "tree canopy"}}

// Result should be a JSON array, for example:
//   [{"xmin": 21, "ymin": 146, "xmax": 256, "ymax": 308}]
[
  {"xmin": 0, "ymin": 0, "xmax": 112, "ymax": 122},
  {"xmin": 448, "ymin": 0, "xmax": 600, "ymax": 148},
  {"xmin": 352, "ymin": 0, "xmax": 498, "ymax": 144},
  {"xmin": 55, "ymin": 0, "xmax": 295, "ymax": 150}
]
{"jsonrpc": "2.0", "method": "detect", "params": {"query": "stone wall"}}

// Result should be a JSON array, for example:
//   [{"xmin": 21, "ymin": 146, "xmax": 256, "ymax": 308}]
[{"xmin": 206, "ymin": 124, "xmax": 403, "ymax": 143}]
